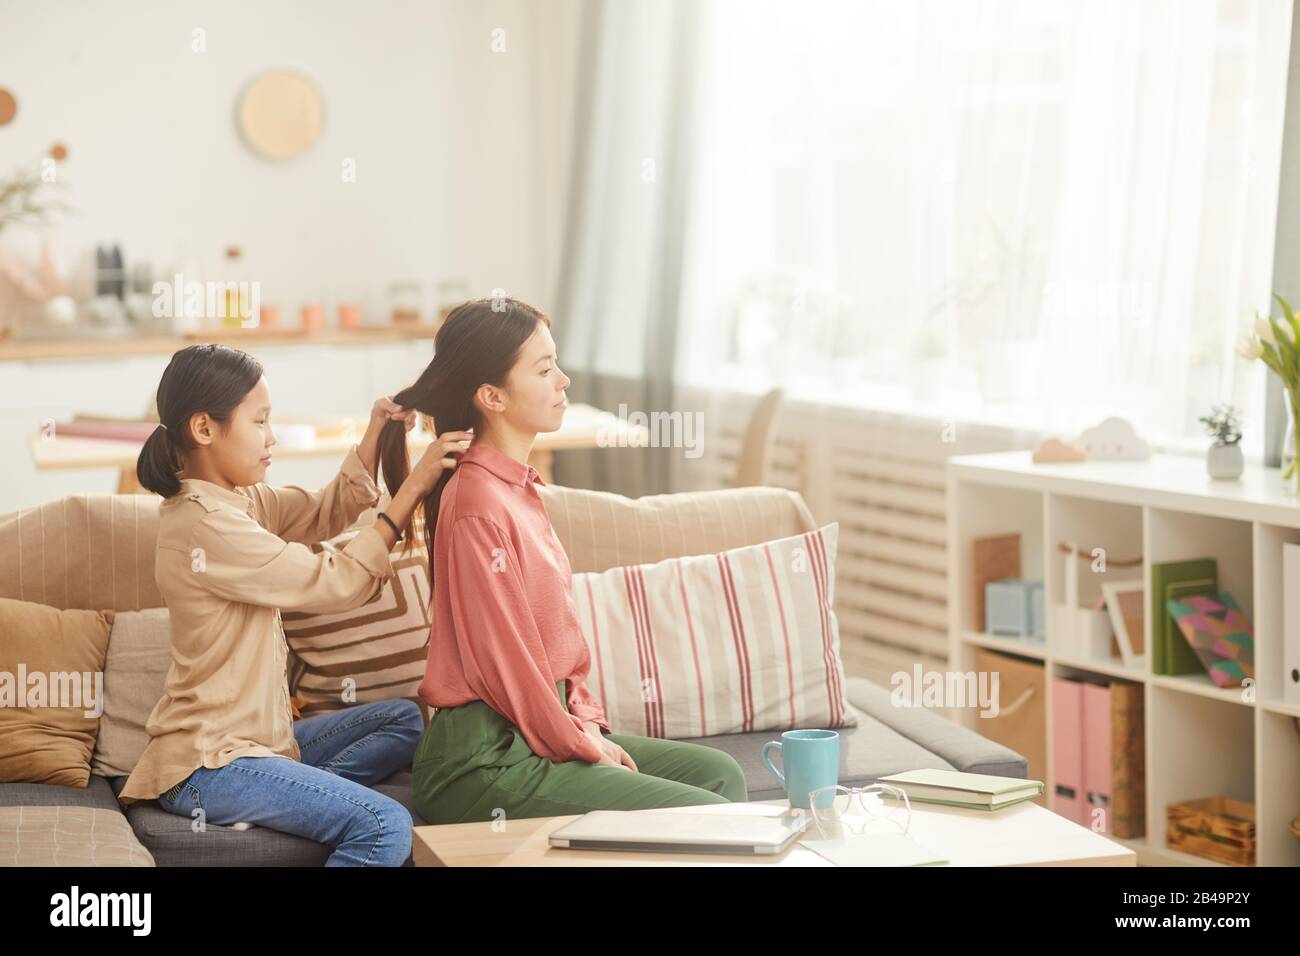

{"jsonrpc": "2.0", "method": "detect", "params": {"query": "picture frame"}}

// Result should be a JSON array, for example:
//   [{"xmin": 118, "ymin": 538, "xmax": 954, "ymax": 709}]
[{"xmin": 1101, "ymin": 579, "xmax": 1146, "ymax": 667}]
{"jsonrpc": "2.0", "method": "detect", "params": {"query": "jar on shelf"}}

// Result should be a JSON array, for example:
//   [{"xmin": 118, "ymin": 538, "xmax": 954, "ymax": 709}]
[
  {"xmin": 388, "ymin": 280, "xmax": 422, "ymax": 325},
  {"xmin": 300, "ymin": 302, "xmax": 324, "ymax": 333}
]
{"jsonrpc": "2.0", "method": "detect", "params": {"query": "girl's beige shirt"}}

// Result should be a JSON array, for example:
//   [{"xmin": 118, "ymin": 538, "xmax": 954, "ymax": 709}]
[{"xmin": 117, "ymin": 445, "xmax": 393, "ymax": 805}]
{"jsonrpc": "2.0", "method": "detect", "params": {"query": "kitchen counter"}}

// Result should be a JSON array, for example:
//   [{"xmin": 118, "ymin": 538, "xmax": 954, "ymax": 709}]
[{"xmin": 0, "ymin": 324, "xmax": 438, "ymax": 363}]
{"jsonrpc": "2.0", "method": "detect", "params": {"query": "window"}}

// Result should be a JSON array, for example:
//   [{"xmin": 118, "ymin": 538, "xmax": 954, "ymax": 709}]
[{"xmin": 678, "ymin": 0, "xmax": 1291, "ymax": 457}]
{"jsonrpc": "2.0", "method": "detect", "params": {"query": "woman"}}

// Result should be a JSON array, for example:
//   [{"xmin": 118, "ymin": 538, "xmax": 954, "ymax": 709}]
[
  {"xmin": 118, "ymin": 343, "xmax": 473, "ymax": 866},
  {"xmin": 378, "ymin": 298, "xmax": 748, "ymax": 825}
]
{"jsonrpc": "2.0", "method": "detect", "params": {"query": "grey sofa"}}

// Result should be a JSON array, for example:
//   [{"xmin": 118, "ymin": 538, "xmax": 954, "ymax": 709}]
[{"xmin": 0, "ymin": 484, "xmax": 1025, "ymax": 866}]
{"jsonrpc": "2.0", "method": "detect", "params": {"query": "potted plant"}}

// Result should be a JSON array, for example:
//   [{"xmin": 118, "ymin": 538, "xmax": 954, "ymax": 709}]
[
  {"xmin": 1199, "ymin": 403, "xmax": 1244, "ymax": 480},
  {"xmin": 0, "ymin": 146, "xmax": 73, "ymax": 337},
  {"xmin": 1238, "ymin": 293, "xmax": 1300, "ymax": 494},
  {"xmin": 0, "ymin": 146, "xmax": 72, "ymax": 237}
]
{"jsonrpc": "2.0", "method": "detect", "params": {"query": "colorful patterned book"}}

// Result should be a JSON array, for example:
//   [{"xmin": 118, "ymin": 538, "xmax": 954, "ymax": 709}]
[{"xmin": 1165, "ymin": 592, "xmax": 1255, "ymax": 688}]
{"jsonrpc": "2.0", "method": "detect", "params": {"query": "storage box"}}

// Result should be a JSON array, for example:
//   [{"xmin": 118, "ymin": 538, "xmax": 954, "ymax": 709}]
[
  {"xmin": 973, "ymin": 648, "xmax": 1047, "ymax": 804},
  {"xmin": 986, "ymin": 579, "xmax": 1044, "ymax": 638},
  {"xmin": 1054, "ymin": 603, "xmax": 1114, "ymax": 657},
  {"xmin": 1167, "ymin": 796, "xmax": 1256, "ymax": 866}
]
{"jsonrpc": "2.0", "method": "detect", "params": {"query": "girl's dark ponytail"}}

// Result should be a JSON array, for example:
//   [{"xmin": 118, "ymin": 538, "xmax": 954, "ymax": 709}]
[
  {"xmin": 135, "ymin": 344, "xmax": 264, "ymax": 498},
  {"xmin": 379, "ymin": 297, "xmax": 548, "ymax": 588},
  {"xmin": 136, "ymin": 424, "xmax": 182, "ymax": 498}
]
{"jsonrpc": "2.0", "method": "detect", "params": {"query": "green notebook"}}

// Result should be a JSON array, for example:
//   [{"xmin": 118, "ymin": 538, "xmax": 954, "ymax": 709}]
[
  {"xmin": 876, "ymin": 769, "xmax": 1045, "ymax": 811},
  {"xmin": 1150, "ymin": 558, "xmax": 1217, "ymax": 675}
]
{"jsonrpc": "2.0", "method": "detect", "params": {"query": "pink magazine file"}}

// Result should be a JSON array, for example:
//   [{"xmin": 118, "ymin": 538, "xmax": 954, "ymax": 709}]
[
  {"xmin": 1082, "ymin": 682, "xmax": 1112, "ymax": 833},
  {"xmin": 1051, "ymin": 677, "xmax": 1085, "ymax": 825}
]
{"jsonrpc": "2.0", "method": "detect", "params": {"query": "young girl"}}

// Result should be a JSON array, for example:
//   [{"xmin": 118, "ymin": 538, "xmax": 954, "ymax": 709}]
[
  {"xmin": 377, "ymin": 298, "xmax": 749, "ymax": 825},
  {"xmin": 118, "ymin": 343, "xmax": 473, "ymax": 866}
]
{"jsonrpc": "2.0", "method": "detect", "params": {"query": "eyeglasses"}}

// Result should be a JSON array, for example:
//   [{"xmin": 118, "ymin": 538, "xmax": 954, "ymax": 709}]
[{"xmin": 805, "ymin": 784, "xmax": 912, "ymax": 840}]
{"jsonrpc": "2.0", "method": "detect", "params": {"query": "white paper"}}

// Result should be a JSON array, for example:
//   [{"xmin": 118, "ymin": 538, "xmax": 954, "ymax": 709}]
[{"xmin": 802, "ymin": 832, "xmax": 948, "ymax": 866}]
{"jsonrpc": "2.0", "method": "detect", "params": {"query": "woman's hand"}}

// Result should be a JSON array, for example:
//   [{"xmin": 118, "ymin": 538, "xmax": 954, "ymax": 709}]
[
  {"xmin": 592, "ymin": 733, "xmax": 638, "ymax": 772},
  {"xmin": 358, "ymin": 395, "xmax": 417, "ymax": 478},
  {"xmin": 377, "ymin": 430, "xmax": 474, "ymax": 547},
  {"xmin": 407, "ymin": 430, "xmax": 474, "ymax": 495}
]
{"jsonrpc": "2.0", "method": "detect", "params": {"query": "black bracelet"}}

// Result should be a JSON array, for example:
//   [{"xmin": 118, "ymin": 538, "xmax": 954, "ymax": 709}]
[{"xmin": 376, "ymin": 511, "xmax": 402, "ymax": 540}]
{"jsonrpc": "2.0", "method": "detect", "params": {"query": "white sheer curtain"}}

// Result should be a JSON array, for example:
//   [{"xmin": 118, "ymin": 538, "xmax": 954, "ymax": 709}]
[
  {"xmin": 677, "ymin": 0, "xmax": 1291, "ymax": 457},
  {"xmin": 551, "ymin": 0, "xmax": 703, "ymax": 496}
]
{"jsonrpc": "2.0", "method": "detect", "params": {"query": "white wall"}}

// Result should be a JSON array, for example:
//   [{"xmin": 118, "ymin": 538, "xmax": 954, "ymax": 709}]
[
  {"xmin": 0, "ymin": 0, "xmax": 585, "ymax": 319},
  {"xmin": 0, "ymin": 0, "xmax": 589, "ymax": 510}
]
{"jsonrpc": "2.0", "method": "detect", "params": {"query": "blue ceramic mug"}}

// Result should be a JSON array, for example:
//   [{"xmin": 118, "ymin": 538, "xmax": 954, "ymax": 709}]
[{"xmin": 762, "ymin": 729, "xmax": 840, "ymax": 810}]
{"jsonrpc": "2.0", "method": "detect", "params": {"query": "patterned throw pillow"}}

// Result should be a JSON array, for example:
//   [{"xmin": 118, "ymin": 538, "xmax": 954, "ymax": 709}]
[
  {"xmin": 569, "ymin": 523, "xmax": 854, "ymax": 739},
  {"xmin": 284, "ymin": 507, "xmax": 432, "ymax": 722}
]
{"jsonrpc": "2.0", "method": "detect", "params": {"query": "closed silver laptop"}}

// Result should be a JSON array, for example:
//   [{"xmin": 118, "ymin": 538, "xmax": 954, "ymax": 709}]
[{"xmin": 548, "ymin": 810, "xmax": 811, "ymax": 855}]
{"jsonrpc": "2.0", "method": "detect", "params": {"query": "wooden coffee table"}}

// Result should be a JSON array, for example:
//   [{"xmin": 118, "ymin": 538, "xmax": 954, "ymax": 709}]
[{"xmin": 411, "ymin": 799, "xmax": 1136, "ymax": 867}]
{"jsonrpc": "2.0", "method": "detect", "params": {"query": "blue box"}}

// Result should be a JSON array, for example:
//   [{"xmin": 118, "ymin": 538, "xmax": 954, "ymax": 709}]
[
  {"xmin": 1029, "ymin": 580, "xmax": 1045, "ymax": 638},
  {"xmin": 985, "ymin": 578, "xmax": 1045, "ymax": 639}
]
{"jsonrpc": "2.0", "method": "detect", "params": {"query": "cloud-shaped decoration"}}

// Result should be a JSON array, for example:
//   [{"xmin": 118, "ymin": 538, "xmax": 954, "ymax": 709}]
[
  {"xmin": 1032, "ymin": 437, "xmax": 1088, "ymax": 463},
  {"xmin": 1074, "ymin": 417, "xmax": 1150, "ymax": 460}
]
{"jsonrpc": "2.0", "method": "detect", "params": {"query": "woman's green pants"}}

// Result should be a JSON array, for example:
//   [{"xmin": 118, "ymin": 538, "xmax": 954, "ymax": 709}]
[{"xmin": 412, "ymin": 681, "xmax": 749, "ymax": 824}]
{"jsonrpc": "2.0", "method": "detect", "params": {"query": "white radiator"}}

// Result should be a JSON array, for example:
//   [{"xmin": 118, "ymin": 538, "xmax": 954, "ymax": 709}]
[{"xmin": 670, "ymin": 386, "xmax": 1036, "ymax": 687}]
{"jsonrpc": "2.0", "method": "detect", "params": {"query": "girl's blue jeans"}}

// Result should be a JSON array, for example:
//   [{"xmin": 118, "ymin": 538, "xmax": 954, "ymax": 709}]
[{"xmin": 157, "ymin": 699, "xmax": 424, "ymax": 866}]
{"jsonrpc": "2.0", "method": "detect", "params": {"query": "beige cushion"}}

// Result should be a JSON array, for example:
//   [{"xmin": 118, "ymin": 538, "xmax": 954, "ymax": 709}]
[
  {"xmin": 538, "ymin": 484, "xmax": 816, "ymax": 573},
  {"xmin": 0, "ymin": 598, "xmax": 114, "ymax": 786},
  {"xmin": 0, "ymin": 805, "xmax": 154, "ymax": 866},
  {"xmin": 91, "ymin": 608, "xmax": 171, "ymax": 778},
  {"xmin": 284, "ymin": 500, "xmax": 432, "ymax": 721},
  {"xmin": 283, "ymin": 485, "xmax": 816, "ymax": 718},
  {"xmin": 571, "ymin": 523, "xmax": 855, "ymax": 739},
  {"xmin": 0, "ymin": 495, "xmax": 163, "ymax": 611},
  {"xmin": 0, "ymin": 486, "xmax": 816, "ymax": 611}
]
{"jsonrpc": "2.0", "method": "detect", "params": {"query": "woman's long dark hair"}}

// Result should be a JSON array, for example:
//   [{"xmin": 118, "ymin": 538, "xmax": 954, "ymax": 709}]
[
  {"xmin": 378, "ymin": 297, "xmax": 549, "ymax": 588},
  {"xmin": 136, "ymin": 344, "xmax": 264, "ymax": 498}
]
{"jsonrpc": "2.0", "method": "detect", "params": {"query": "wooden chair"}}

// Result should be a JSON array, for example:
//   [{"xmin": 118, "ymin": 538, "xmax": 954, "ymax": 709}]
[{"xmin": 732, "ymin": 387, "xmax": 784, "ymax": 488}]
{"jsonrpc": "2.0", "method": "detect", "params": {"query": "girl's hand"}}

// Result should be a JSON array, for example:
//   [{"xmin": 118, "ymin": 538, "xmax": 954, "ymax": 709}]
[
  {"xmin": 408, "ymin": 430, "xmax": 474, "ymax": 494},
  {"xmin": 370, "ymin": 395, "xmax": 415, "ymax": 432},
  {"xmin": 593, "ymin": 735, "xmax": 638, "ymax": 772}
]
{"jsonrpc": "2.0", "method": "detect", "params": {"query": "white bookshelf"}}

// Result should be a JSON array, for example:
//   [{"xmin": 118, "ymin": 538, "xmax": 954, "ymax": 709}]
[{"xmin": 947, "ymin": 450, "xmax": 1300, "ymax": 867}]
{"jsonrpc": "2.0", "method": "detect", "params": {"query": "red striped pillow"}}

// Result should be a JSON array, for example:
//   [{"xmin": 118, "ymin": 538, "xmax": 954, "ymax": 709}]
[{"xmin": 570, "ymin": 523, "xmax": 855, "ymax": 739}]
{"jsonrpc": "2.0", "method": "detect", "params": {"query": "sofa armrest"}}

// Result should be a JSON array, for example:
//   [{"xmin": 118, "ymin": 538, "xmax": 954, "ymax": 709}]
[{"xmin": 843, "ymin": 677, "xmax": 1029, "ymax": 779}]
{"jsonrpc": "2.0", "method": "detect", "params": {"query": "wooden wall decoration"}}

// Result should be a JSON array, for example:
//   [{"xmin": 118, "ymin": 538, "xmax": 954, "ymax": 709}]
[
  {"xmin": 237, "ymin": 70, "xmax": 324, "ymax": 161},
  {"xmin": 0, "ymin": 88, "xmax": 18, "ymax": 127}
]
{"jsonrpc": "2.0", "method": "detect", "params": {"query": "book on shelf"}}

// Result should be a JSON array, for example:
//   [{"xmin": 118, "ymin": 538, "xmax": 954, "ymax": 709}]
[
  {"xmin": 1284, "ymin": 544, "xmax": 1300, "ymax": 707},
  {"xmin": 1149, "ymin": 558, "xmax": 1217, "ymax": 676},
  {"xmin": 971, "ymin": 533, "xmax": 1020, "ymax": 632},
  {"xmin": 1167, "ymin": 592, "xmax": 1254, "ymax": 689}
]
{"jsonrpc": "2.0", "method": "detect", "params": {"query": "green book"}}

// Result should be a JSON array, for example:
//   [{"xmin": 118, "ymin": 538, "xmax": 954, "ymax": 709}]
[
  {"xmin": 1149, "ymin": 558, "xmax": 1217, "ymax": 675},
  {"xmin": 876, "ymin": 769, "xmax": 1045, "ymax": 811}
]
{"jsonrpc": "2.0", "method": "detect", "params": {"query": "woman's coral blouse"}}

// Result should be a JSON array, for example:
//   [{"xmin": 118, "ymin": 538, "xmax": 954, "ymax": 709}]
[{"xmin": 417, "ymin": 443, "xmax": 610, "ymax": 764}]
